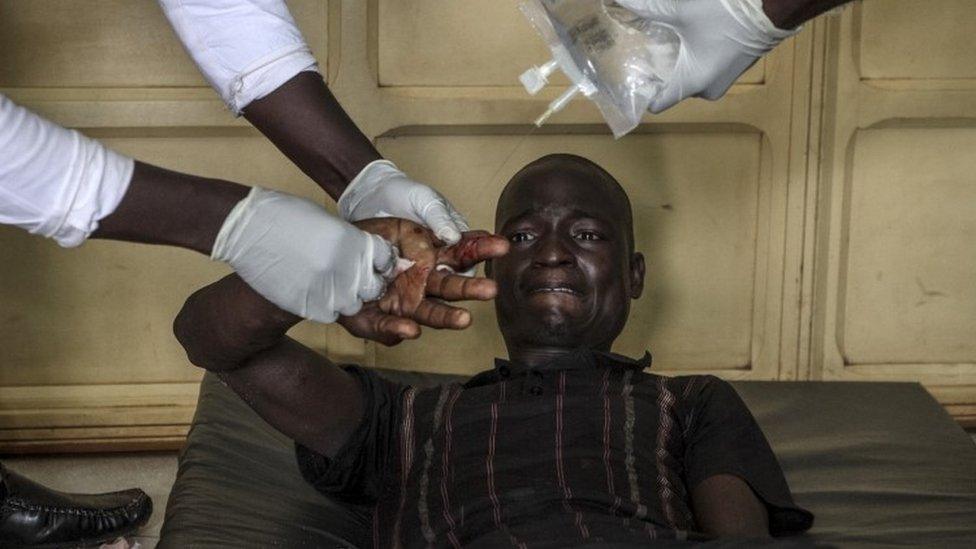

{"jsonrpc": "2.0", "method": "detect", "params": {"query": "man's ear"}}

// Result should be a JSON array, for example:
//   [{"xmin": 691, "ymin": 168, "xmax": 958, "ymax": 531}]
[{"xmin": 630, "ymin": 252, "xmax": 645, "ymax": 299}]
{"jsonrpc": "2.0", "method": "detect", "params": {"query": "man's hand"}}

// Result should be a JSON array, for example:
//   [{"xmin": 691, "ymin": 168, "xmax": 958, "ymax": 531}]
[
  {"xmin": 616, "ymin": 0, "xmax": 798, "ymax": 113},
  {"xmin": 339, "ymin": 160, "xmax": 470, "ymax": 245},
  {"xmin": 341, "ymin": 218, "xmax": 509, "ymax": 345},
  {"xmin": 211, "ymin": 188, "xmax": 398, "ymax": 324}
]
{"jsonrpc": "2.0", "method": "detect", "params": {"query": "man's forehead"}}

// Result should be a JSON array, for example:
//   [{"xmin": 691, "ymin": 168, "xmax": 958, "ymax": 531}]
[
  {"xmin": 502, "ymin": 204, "xmax": 610, "ymax": 226},
  {"xmin": 496, "ymin": 167, "xmax": 626, "ymax": 227}
]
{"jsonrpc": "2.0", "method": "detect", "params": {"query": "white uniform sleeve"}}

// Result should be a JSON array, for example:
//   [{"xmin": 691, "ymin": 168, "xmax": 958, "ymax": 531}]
[
  {"xmin": 158, "ymin": 0, "xmax": 320, "ymax": 115},
  {"xmin": 0, "ymin": 95, "xmax": 134, "ymax": 248}
]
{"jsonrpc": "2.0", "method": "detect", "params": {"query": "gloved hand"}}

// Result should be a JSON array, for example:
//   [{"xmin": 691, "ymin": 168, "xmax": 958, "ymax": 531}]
[
  {"xmin": 211, "ymin": 187, "xmax": 398, "ymax": 323},
  {"xmin": 338, "ymin": 160, "xmax": 470, "ymax": 245},
  {"xmin": 616, "ymin": 0, "xmax": 799, "ymax": 113}
]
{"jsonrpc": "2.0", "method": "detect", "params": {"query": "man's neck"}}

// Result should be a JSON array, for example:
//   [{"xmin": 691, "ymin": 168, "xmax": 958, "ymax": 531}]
[{"xmin": 507, "ymin": 344, "xmax": 610, "ymax": 369}]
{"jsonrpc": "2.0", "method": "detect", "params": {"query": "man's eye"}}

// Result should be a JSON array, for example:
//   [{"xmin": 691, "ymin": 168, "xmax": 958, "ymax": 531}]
[
  {"xmin": 575, "ymin": 231, "xmax": 602, "ymax": 241},
  {"xmin": 510, "ymin": 232, "xmax": 535, "ymax": 243}
]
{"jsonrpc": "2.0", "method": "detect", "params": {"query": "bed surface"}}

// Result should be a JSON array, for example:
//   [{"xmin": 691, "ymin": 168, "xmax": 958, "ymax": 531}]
[{"xmin": 159, "ymin": 371, "xmax": 976, "ymax": 548}]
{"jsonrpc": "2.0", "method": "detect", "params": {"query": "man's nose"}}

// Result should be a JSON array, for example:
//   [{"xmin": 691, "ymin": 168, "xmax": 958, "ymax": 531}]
[{"xmin": 532, "ymin": 233, "xmax": 575, "ymax": 267}]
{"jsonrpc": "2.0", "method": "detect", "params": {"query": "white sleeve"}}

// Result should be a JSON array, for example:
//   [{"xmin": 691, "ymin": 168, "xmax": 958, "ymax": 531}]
[
  {"xmin": 158, "ymin": 0, "xmax": 320, "ymax": 115},
  {"xmin": 0, "ymin": 95, "xmax": 134, "ymax": 248}
]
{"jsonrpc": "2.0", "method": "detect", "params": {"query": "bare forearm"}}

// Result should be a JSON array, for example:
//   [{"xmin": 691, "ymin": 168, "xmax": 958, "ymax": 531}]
[
  {"xmin": 692, "ymin": 474, "xmax": 770, "ymax": 538},
  {"xmin": 93, "ymin": 162, "xmax": 248, "ymax": 255},
  {"xmin": 764, "ymin": 0, "xmax": 850, "ymax": 29},
  {"xmin": 217, "ymin": 338, "xmax": 362, "ymax": 456},
  {"xmin": 174, "ymin": 274, "xmax": 301, "ymax": 372},
  {"xmin": 174, "ymin": 273, "xmax": 362, "ymax": 456},
  {"xmin": 243, "ymin": 72, "xmax": 381, "ymax": 201}
]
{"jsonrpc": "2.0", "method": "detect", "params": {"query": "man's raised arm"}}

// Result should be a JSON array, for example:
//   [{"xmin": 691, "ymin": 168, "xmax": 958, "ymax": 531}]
[
  {"xmin": 173, "ymin": 219, "xmax": 508, "ymax": 454},
  {"xmin": 173, "ymin": 272, "xmax": 368, "ymax": 457}
]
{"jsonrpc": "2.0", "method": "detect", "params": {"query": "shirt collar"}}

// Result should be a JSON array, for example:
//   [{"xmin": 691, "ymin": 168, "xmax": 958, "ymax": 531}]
[{"xmin": 465, "ymin": 349, "xmax": 652, "ymax": 388}]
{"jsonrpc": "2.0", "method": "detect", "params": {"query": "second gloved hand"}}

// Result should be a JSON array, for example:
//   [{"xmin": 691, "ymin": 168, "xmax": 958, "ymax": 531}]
[
  {"xmin": 616, "ymin": 0, "xmax": 799, "ymax": 113},
  {"xmin": 338, "ymin": 160, "xmax": 470, "ymax": 245},
  {"xmin": 212, "ymin": 187, "xmax": 398, "ymax": 323}
]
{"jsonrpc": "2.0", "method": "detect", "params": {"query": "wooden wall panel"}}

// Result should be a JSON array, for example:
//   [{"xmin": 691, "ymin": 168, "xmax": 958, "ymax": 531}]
[
  {"xmin": 377, "ymin": 0, "xmax": 552, "ymax": 87},
  {"xmin": 0, "ymin": 0, "xmax": 329, "ymax": 89},
  {"xmin": 0, "ymin": 0, "xmax": 807, "ymax": 450},
  {"xmin": 860, "ymin": 0, "xmax": 976, "ymax": 80},
  {"xmin": 812, "ymin": 3, "xmax": 976, "ymax": 424},
  {"xmin": 843, "ymin": 129, "xmax": 976, "ymax": 366},
  {"xmin": 8, "ymin": 0, "xmax": 973, "ymax": 449}
]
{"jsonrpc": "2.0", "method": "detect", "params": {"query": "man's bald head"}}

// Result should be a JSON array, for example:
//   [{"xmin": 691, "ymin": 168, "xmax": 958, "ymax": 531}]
[{"xmin": 496, "ymin": 154, "xmax": 635, "ymax": 252}]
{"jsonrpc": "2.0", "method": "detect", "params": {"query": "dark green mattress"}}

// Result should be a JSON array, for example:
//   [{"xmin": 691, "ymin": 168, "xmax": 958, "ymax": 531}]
[{"xmin": 159, "ymin": 371, "xmax": 976, "ymax": 548}]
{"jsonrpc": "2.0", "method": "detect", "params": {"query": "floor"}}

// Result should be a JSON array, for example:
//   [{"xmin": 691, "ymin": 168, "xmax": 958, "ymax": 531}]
[{"xmin": 3, "ymin": 452, "xmax": 178, "ymax": 548}]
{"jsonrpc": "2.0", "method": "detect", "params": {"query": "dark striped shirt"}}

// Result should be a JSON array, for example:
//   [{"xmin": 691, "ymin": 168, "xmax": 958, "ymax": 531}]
[{"xmin": 297, "ymin": 350, "xmax": 812, "ymax": 548}]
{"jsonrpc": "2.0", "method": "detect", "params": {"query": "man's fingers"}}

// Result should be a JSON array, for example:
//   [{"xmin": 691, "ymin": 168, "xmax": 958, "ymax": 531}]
[
  {"xmin": 338, "ymin": 306, "xmax": 421, "ymax": 346},
  {"xmin": 373, "ymin": 312, "xmax": 421, "ymax": 343},
  {"xmin": 378, "ymin": 264, "xmax": 430, "ymax": 317},
  {"xmin": 413, "ymin": 300, "xmax": 471, "ymax": 330},
  {"xmin": 427, "ymin": 270, "xmax": 497, "ymax": 301},
  {"xmin": 437, "ymin": 233, "xmax": 510, "ymax": 272}
]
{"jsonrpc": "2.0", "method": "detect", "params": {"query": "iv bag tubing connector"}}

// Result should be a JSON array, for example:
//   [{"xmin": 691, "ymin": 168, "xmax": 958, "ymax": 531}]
[{"xmin": 535, "ymin": 85, "xmax": 581, "ymax": 127}]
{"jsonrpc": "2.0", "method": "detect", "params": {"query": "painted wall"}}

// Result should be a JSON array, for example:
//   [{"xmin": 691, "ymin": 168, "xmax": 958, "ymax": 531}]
[{"xmin": 0, "ymin": 0, "xmax": 973, "ymax": 451}]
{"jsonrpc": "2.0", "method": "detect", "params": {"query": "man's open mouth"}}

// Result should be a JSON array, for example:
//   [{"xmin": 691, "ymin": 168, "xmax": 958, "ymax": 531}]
[{"xmin": 528, "ymin": 286, "xmax": 581, "ymax": 296}]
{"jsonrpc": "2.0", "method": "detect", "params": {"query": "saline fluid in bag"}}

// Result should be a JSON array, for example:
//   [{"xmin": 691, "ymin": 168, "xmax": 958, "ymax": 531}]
[{"xmin": 519, "ymin": 0, "xmax": 680, "ymax": 138}]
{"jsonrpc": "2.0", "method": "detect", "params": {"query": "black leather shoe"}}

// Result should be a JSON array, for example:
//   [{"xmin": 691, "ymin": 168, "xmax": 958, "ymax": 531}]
[{"xmin": 0, "ymin": 463, "xmax": 152, "ymax": 548}]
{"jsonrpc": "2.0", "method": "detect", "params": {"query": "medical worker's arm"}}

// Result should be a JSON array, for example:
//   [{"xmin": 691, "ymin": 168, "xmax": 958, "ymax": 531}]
[
  {"xmin": 157, "ymin": 0, "xmax": 469, "ymax": 244},
  {"xmin": 764, "ymin": 0, "xmax": 850, "ymax": 29},
  {"xmin": 94, "ymin": 162, "xmax": 245, "ymax": 254},
  {"xmin": 0, "ymin": 94, "xmax": 394, "ymax": 324},
  {"xmin": 616, "ymin": 0, "xmax": 849, "ymax": 113}
]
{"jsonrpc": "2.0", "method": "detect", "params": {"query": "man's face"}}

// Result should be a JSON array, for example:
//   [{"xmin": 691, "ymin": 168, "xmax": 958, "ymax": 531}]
[{"xmin": 491, "ymin": 158, "xmax": 645, "ymax": 352}]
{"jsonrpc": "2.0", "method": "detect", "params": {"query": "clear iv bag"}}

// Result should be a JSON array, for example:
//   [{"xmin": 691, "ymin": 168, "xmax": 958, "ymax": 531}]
[{"xmin": 519, "ymin": 0, "xmax": 680, "ymax": 138}]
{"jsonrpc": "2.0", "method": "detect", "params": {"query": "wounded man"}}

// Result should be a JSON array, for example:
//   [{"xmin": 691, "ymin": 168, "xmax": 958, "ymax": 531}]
[{"xmin": 174, "ymin": 154, "xmax": 813, "ymax": 547}]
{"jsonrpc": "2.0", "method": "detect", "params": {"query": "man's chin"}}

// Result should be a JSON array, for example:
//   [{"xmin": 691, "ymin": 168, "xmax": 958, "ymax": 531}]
[
  {"xmin": 523, "ymin": 312, "xmax": 584, "ymax": 346},
  {"xmin": 523, "ymin": 292, "xmax": 587, "ymax": 318},
  {"xmin": 498, "ymin": 301, "xmax": 590, "ymax": 346}
]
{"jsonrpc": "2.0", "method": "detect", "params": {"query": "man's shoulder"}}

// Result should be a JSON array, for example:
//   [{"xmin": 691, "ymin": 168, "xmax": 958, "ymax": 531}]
[
  {"xmin": 366, "ymin": 365, "xmax": 468, "ymax": 391},
  {"xmin": 639, "ymin": 372, "xmax": 734, "ymax": 399}
]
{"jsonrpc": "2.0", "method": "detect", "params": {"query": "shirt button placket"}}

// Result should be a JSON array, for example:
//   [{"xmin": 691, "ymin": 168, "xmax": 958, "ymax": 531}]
[{"xmin": 529, "ymin": 370, "xmax": 544, "ymax": 396}]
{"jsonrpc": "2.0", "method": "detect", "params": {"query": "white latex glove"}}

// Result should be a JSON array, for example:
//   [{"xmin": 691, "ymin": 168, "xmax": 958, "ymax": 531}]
[
  {"xmin": 616, "ymin": 0, "xmax": 799, "ymax": 113},
  {"xmin": 338, "ymin": 160, "xmax": 470, "ymax": 245},
  {"xmin": 212, "ymin": 187, "xmax": 399, "ymax": 323}
]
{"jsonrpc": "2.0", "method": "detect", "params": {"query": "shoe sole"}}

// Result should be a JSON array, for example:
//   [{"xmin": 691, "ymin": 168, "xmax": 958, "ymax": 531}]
[
  {"xmin": 8, "ymin": 523, "xmax": 143, "ymax": 549},
  {"xmin": 6, "ymin": 497, "xmax": 152, "ymax": 549}
]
